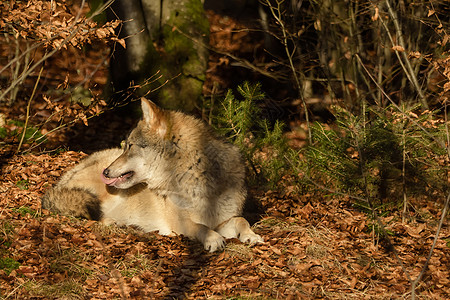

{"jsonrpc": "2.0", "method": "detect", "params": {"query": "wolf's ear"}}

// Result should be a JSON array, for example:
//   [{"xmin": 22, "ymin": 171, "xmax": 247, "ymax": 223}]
[{"xmin": 141, "ymin": 97, "xmax": 167, "ymax": 137}]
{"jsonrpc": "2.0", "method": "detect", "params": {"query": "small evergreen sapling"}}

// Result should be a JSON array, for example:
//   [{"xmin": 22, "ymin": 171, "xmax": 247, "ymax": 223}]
[{"xmin": 212, "ymin": 82, "xmax": 290, "ymax": 187}]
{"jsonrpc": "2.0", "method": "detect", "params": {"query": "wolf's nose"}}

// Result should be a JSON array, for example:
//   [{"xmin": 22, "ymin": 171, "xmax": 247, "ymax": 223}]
[{"xmin": 102, "ymin": 168, "xmax": 110, "ymax": 178}]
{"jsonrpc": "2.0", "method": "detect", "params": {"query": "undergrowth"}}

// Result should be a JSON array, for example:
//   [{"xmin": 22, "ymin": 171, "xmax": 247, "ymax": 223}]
[
  {"xmin": 210, "ymin": 82, "xmax": 292, "ymax": 188},
  {"xmin": 305, "ymin": 104, "xmax": 449, "ymax": 208},
  {"xmin": 211, "ymin": 82, "xmax": 449, "ymax": 222}
]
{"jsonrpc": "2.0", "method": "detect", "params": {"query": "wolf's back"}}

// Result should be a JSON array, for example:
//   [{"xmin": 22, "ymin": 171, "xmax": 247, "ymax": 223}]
[{"xmin": 42, "ymin": 187, "xmax": 102, "ymax": 220}]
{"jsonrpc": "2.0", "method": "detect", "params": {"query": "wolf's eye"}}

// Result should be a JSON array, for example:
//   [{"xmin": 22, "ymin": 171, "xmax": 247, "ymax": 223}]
[
  {"xmin": 120, "ymin": 140, "xmax": 126, "ymax": 149},
  {"xmin": 124, "ymin": 142, "xmax": 133, "ymax": 150}
]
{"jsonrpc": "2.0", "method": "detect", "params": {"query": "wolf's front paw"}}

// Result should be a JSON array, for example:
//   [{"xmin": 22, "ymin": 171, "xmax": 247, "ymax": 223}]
[
  {"xmin": 204, "ymin": 230, "xmax": 225, "ymax": 252},
  {"xmin": 239, "ymin": 232, "xmax": 264, "ymax": 245},
  {"xmin": 101, "ymin": 217, "xmax": 116, "ymax": 226}
]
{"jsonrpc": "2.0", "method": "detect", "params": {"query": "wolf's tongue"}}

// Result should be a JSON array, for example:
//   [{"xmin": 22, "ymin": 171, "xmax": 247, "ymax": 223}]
[
  {"xmin": 101, "ymin": 173, "xmax": 119, "ymax": 186},
  {"xmin": 101, "ymin": 171, "xmax": 134, "ymax": 186}
]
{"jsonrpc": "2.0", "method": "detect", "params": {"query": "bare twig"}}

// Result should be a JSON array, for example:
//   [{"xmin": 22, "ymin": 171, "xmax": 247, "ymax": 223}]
[
  {"xmin": 173, "ymin": 26, "xmax": 286, "ymax": 82},
  {"xmin": 411, "ymin": 191, "xmax": 450, "ymax": 300},
  {"xmin": 0, "ymin": 0, "xmax": 88, "ymax": 102},
  {"xmin": 401, "ymin": 127, "xmax": 408, "ymax": 223},
  {"xmin": 264, "ymin": 0, "xmax": 312, "ymax": 144},
  {"xmin": 16, "ymin": 65, "xmax": 44, "ymax": 154},
  {"xmin": 379, "ymin": 0, "xmax": 428, "ymax": 109}
]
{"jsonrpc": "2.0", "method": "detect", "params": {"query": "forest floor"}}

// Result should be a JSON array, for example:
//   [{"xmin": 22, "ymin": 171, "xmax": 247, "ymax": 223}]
[{"xmin": 1, "ymin": 8, "xmax": 449, "ymax": 300}]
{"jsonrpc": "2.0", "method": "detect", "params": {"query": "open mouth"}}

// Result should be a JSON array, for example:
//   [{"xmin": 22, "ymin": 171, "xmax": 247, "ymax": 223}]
[{"xmin": 101, "ymin": 170, "xmax": 135, "ymax": 186}]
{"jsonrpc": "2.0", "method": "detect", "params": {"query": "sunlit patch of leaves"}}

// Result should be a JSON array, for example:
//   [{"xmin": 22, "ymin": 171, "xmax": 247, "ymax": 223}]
[
  {"xmin": 48, "ymin": 249, "xmax": 94, "ymax": 280},
  {"xmin": 115, "ymin": 254, "xmax": 158, "ymax": 278},
  {"xmin": 24, "ymin": 280, "xmax": 86, "ymax": 300}
]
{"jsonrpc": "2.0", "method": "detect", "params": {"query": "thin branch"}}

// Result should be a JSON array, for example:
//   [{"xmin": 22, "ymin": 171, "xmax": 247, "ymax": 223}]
[
  {"xmin": 173, "ymin": 26, "xmax": 286, "ymax": 82},
  {"xmin": 380, "ymin": 0, "xmax": 428, "ymax": 109},
  {"xmin": 411, "ymin": 191, "xmax": 450, "ymax": 300},
  {"xmin": 264, "ymin": 0, "xmax": 312, "ymax": 144},
  {"xmin": 16, "ymin": 65, "xmax": 44, "ymax": 154},
  {"xmin": 0, "ymin": 0, "xmax": 87, "ymax": 101}
]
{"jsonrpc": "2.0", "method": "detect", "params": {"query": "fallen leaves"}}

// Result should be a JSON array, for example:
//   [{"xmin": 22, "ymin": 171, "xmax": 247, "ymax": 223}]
[{"xmin": 0, "ymin": 1, "xmax": 123, "ymax": 50}]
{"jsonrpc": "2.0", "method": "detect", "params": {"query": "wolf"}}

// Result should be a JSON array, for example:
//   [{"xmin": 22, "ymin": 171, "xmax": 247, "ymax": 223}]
[{"xmin": 42, "ymin": 98, "xmax": 263, "ymax": 252}]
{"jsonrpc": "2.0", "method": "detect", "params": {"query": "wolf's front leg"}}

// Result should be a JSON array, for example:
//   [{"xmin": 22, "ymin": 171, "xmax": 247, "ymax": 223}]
[
  {"xmin": 216, "ymin": 217, "xmax": 264, "ymax": 245},
  {"xmin": 182, "ymin": 220, "xmax": 225, "ymax": 252}
]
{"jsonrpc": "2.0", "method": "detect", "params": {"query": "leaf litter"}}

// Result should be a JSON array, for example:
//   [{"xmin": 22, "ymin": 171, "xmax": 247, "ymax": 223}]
[{"xmin": 1, "ymin": 150, "xmax": 448, "ymax": 299}]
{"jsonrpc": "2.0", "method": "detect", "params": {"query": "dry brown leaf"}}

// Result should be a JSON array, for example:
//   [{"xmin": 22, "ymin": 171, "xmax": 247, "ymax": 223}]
[{"xmin": 392, "ymin": 45, "xmax": 405, "ymax": 52}]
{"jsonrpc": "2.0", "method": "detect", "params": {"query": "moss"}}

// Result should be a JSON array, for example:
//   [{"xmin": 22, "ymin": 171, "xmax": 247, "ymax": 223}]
[
  {"xmin": 0, "ymin": 257, "xmax": 20, "ymax": 275},
  {"xmin": 161, "ymin": 0, "xmax": 209, "ymax": 78},
  {"xmin": 163, "ymin": 0, "xmax": 209, "ymax": 41},
  {"xmin": 162, "ymin": 0, "xmax": 208, "ymax": 74},
  {"xmin": 158, "ymin": 77, "xmax": 203, "ymax": 111}
]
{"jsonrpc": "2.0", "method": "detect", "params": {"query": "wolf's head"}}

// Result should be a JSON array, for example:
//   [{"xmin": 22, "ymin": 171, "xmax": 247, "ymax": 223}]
[{"xmin": 101, "ymin": 98, "xmax": 174, "ymax": 189}]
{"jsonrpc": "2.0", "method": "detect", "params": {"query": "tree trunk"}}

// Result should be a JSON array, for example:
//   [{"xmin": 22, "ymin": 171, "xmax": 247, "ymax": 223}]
[{"xmin": 108, "ymin": 0, "xmax": 209, "ymax": 112}]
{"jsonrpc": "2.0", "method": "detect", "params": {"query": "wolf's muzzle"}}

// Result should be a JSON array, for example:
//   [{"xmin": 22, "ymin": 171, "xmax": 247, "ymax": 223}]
[{"xmin": 101, "ymin": 168, "xmax": 135, "ymax": 186}]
